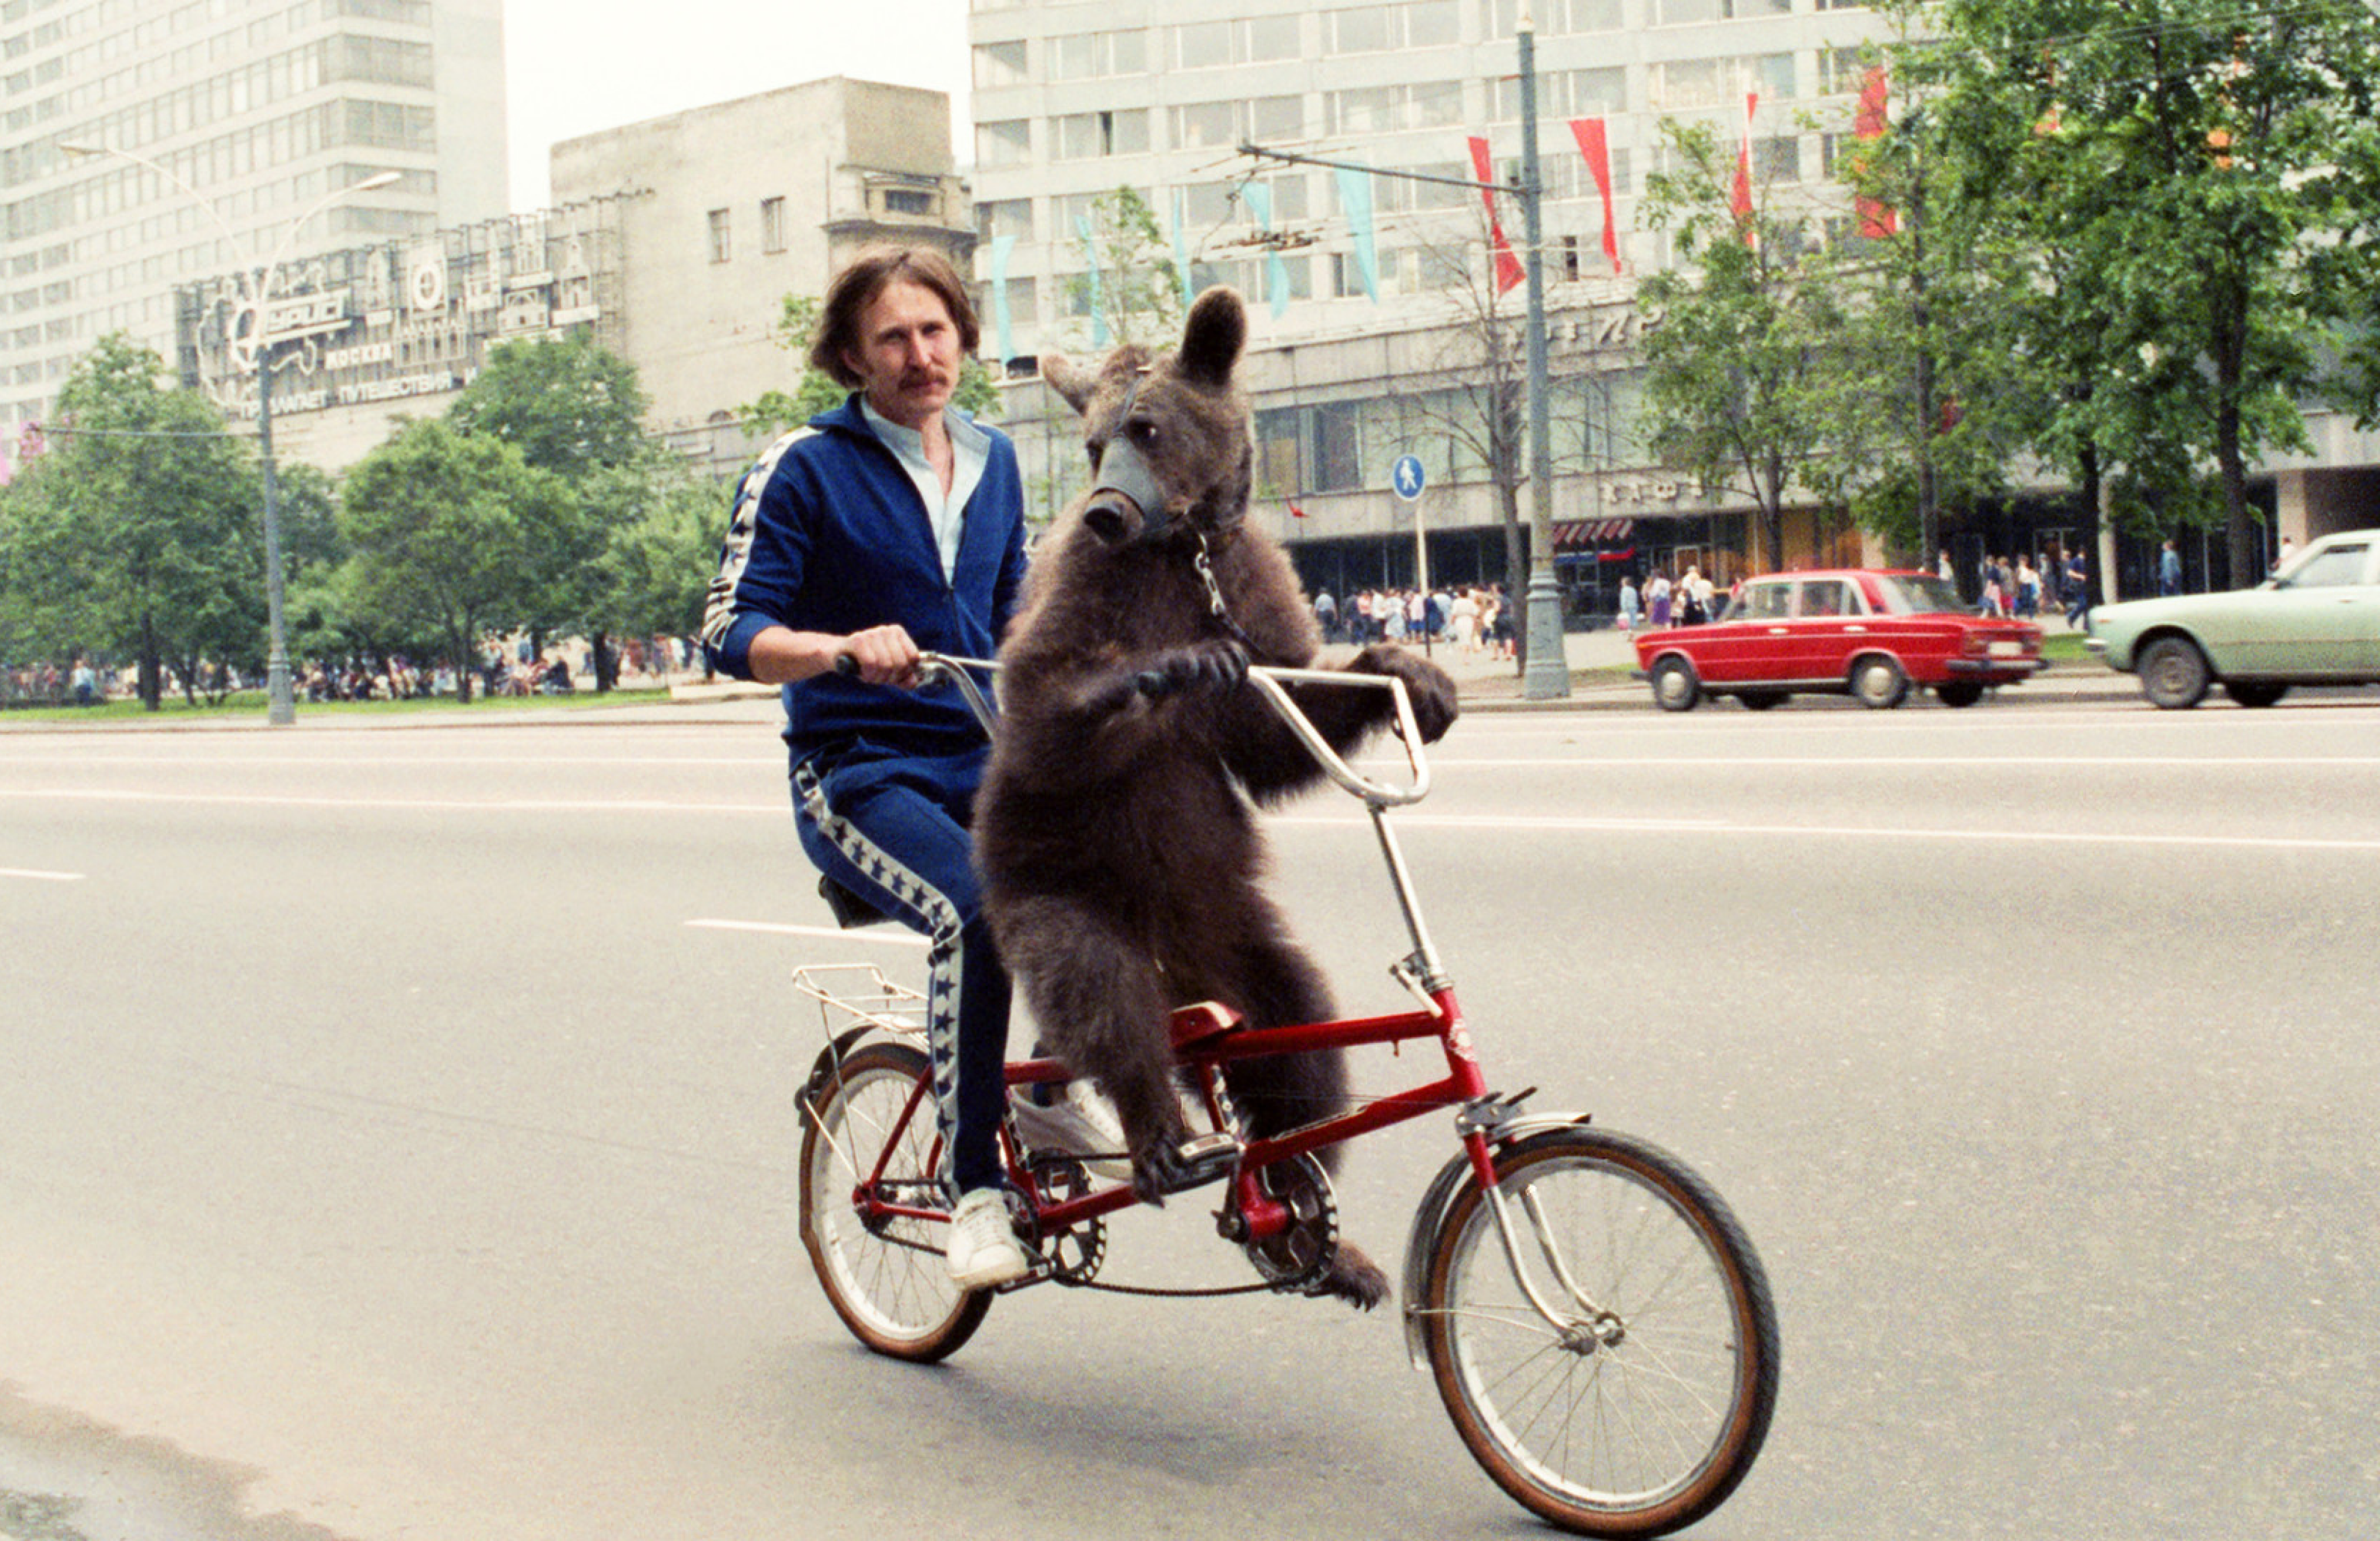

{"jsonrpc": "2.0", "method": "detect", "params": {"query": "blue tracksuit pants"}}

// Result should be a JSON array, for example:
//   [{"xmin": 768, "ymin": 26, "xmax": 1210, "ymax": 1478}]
[{"xmin": 794, "ymin": 746, "xmax": 1011, "ymax": 1196}]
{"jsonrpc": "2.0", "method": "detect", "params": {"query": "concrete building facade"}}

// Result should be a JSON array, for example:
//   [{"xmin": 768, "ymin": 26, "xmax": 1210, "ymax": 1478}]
[
  {"xmin": 550, "ymin": 76, "xmax": 974, "ymax": 477},
  {"xmin": 968, "ymin": 0, "xmax": 2379, "ymax": 608},
  {"xmin": 172, "ymin": 197, "xmax": 627, "ymax": 469},
  {"xmin": 1, "ymin": 0, "xmax": 509, "ymax": 438},
  {"xmin": 966, "ymin": 0, "xmax": 1899, "ymax": 610}
]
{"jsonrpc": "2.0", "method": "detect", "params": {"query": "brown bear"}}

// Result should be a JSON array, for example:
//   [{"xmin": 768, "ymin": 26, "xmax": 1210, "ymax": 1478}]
[{"xmin": 973, "ymin": 286, "xmax": 1458, "ymax": 1310}]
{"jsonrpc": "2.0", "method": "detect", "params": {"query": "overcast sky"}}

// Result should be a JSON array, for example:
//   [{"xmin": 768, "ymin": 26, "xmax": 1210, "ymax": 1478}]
[{"xmin": 500, "ymin": 0, "xmax": 973, "ymax": 211}]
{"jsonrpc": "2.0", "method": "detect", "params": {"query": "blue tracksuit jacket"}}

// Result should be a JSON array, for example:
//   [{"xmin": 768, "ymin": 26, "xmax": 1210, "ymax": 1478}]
[{"xmin": 700, "ymin": 395, "xmax": 1029, "ymax": 765}]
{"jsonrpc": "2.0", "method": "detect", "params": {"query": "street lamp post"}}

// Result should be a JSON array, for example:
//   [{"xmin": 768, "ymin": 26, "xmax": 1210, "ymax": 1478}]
[
  {"xmin": 57, "ymin": 144, "xmax": 397, "ymax": 724},
  {"xmin": 1516, "ymin": 8, "xmax": 1571, "ymax": 699}
]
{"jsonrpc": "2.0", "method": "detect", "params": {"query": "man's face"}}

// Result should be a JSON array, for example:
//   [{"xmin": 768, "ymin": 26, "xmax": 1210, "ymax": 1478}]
[{"xmin": 843, "ymin": 279, "xmax": 962, "ymax": 430}]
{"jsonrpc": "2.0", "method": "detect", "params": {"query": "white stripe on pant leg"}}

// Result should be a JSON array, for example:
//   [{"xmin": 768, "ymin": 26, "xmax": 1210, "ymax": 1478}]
[{"xmin": 800, "ymin": 766, "xmax": 970, "ymax": 1195}]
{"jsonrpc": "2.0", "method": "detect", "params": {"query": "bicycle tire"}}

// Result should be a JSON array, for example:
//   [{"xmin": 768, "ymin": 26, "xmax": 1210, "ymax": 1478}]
[
  {"xmin": 799, "ymin": 1039, "xmax": 990, "ymax": 1362},
  {"xmin": 1420, "ymin": 1127, "xmax": 1778, "ymax": 1536}
]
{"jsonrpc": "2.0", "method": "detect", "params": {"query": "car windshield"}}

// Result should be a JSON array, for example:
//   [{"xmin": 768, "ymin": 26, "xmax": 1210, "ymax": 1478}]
[{"xmin": 1878, "ymin": 574, "xmax": 1967, "ymax": 615}]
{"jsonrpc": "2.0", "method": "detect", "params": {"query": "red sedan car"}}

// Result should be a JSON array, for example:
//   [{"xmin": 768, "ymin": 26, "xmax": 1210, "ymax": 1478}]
[{"xmin": 1634, "ymin": 569, "xmax": 2045, "ymax": 711}]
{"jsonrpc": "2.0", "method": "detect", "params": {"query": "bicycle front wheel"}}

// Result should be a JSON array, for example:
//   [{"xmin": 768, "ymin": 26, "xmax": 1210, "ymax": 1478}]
[
  {"xmin": 799, "ymin": 1040, "xmax": 989, "ymax": 1362},
  {"xmin": 1420, "ymin": 1127, "xmax": 1778, "ymax": 1537}
]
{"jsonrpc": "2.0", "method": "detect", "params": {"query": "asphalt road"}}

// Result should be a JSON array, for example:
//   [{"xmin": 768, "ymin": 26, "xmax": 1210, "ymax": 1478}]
[{"xmin": 2, "ymin": 695, "xmax": 2375, "ymax": 1540}]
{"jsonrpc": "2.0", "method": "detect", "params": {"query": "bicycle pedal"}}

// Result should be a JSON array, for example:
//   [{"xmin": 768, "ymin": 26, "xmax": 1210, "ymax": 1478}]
[{"xmin": 1153, "ymin": 1132, "xmax": 1242, "ymax": 1195}]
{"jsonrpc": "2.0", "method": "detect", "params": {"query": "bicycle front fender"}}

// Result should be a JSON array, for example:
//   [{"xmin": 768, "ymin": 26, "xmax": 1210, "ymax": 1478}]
[{"xmin": 1399, "ymin": 1111, "xmax": 1595, "ymax": 1370}]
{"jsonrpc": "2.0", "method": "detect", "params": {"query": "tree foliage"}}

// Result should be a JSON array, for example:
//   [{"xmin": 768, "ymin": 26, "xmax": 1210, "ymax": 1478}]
[
  {"xmin": 1890, "ymin": 0, "xmax": 2380, "ymax": 585},
  {"xmin": 0, "ymin": 334, "xmax": 264, "ymax": 707},
  {"xmin": 339, "ymin": 419, "xmax": 572, "ymax": 702},
  {"xmin": 1638, "ymin": 121, "xmax": 1860, "ymax": 572}
]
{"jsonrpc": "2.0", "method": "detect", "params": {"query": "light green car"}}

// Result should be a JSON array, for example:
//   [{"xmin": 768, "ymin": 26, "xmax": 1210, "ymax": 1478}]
[{"xmin": 2088, "ymin": 528, "xmax": 2380, "ymax": 708}]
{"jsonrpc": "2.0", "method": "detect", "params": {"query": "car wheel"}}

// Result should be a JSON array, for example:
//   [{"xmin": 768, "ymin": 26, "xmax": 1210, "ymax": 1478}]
[
  {"xmin": 1737, "ymin": 691, "xmax": 1786, "ymax": 711},
  {"xmin": 2223, "ymin": 680, "xmax": 2288, "ymax": 708},
  {"xmin": 2139, "ymin": 637, "xmax": 2211, "ymax": 710},
  {"xmin": 1650, "ymin": 656, "xmax": 1701, "ymax": 712},
  {"xmin": 1849, "ymin": 654, "xmax": 1909, "ymax": 710},
  {"xmin": 1933, "ymin": 683, "xmax": 1984, "ymax": 708}
]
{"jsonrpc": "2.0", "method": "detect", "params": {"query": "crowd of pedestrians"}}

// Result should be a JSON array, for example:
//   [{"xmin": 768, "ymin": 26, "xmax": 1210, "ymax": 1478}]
[
  {"xmin": 1311, "ymin": 583, "xmax": 1516, "ymax": 660},
  {"xmin": 3, "ymin": 634, "xmax": 703, "ymax": 710},
  {"xmin": 1948, "ymin": 547, "xmax": 2093, "ymax": 628}
]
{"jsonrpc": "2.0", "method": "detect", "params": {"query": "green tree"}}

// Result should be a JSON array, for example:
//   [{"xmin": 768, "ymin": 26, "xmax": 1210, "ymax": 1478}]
[
  {"xmin": 0, "ymin": 334, "xmax": 263, "ymax": 708},
  {"xmin": 340, "ymin": 418, "xmax": 572, "ymax": 702},
  {"xmin": 1638, "ymin": 121, "xmax": 1860, "ymax": 573},
  {"xmin": 1065, "ymin": 186, "xmax": 1185, "ymax": 351},
  {"xmin": 586, "ymin": 469, "xmax": 723, "ymax": 662},
  {"xmin": 447, "ymin": 335, "xmax": 663, "ymax": 687},
  {"xmin": 1897, "ymin": 0, "xmax": 2380, "ymax": 587}
]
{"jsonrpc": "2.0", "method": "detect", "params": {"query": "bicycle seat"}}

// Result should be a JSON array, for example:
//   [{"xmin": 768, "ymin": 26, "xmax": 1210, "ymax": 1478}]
[
  {"xmin": 1169, "ymin": 1000, "xmax": 1245, "ymax": 1055},
  {"xmin": 818, "ymin": 875, "xmax": 895, "ymax": 930}
]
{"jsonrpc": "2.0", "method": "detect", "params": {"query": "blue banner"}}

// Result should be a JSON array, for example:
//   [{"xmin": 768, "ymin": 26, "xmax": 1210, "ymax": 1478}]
[
  {"xmin": 1335, "ymin": 166, "xmax": 1379, "ymax": 302},
  {"xmin": 1076, "ymin": 215, "xmax": 1108, "ymax": 348},
  {"xmin": 989, "ymin": 233, "xmax": 1016, "ymax": 362}
]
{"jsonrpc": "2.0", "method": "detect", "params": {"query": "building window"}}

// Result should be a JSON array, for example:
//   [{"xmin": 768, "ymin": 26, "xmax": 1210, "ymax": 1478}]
[
  {"xmin": 1050, "ymin": 28, "xmax": 1147, "ymax": 80},
  {"xmin": 760, "ymin": 197, "xmax": 785, "ymax": 254},
  {"xmin": 707, "ymin": 208, "xmax": 730, "ymax": 263},
  {"xmin": 1167, "ymin": 14, "xmax": 1299, "ymax": 70},
  {"xmin": 883, "ymin": 189, "xmax": 934, "ymax": 215},
  {"xmin": 973, "ymin": 38, "xmax": 1027, "ymax": 90},
  {"xmin": 1053, "ymin": 109, "xmax": 1149, "ymax": 161},
  {"xmin": 1324, "ymin": 2, "xmax": 1459, "ymax": 56},
  {"xmin": 1646, "ymin": 53, "xmax": 1795, "ymax": 109},
  {"xmin": 1495, "ymin": 66, "xmax": 1623, "ymax": 121},
  {"xmin": 1650, "ymin": 0, "xmax": 1791, "ymax": 23},
  {"xmin": 975, "ymin": 198, "xmax": 1035, "ymax": 242},
  {"xmin": 977, "ymin": 118, "xmax": 1031, "ymax": 167},
  {"xmin": 1325, "ymin": 80, "xmax": 1464, "ymax": 136},
  {"xmin": 1484, "ymin": 0, "xmax": 1621, "ymax": 35},
  {"xmin": 1172, "ymin": 95, "xmax": 1304, "ymax": 152},
  {"xmin": 1818, "ymin": 48, "xmax": 1871, "ymax": 95}
]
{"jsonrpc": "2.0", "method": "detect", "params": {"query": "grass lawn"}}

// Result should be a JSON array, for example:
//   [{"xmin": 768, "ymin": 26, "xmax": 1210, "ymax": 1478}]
[{"xmin": 0, "ymin": 687, "xmax": 675, "ymax": 726}]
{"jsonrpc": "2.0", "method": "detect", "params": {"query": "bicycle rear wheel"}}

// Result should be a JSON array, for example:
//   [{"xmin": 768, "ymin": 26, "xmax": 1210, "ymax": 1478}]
[
  {"xmin": 1420, "ymin": 1127, "xmax": 1777, "ymax": 1536},
  {"xmin": 799, "ymin": 1039, "xmax": 989, "ymax": 1362}
]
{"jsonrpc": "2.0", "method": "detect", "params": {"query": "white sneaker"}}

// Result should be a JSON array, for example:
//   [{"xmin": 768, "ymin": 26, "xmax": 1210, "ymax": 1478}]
[
  {"xmin": 1010, "ymin": 1082, "xmax": 1131, "ymax": 1182},
  {"xmin": 946, "ymin": 1188, "xmax": 1030, "ymax": 1290}
]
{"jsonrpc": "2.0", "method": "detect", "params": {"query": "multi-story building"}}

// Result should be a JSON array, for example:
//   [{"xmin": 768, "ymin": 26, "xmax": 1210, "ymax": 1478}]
[
  {"xmin": 1, "ymin": 0, "xmax": 509, "ymax": 439},
  {"xmin": 173, "ymin": 197, "xmax": 627, "ymax": 469},
  {"xmin": 968, "ymin": 1, "xmax": 2379, "ymax": 604},
  {"xmin": 968, "ymin": 0, "xmax": 1901, "ymax": 604},
  {"xmin": 551, "ymin": 76, "xmax": 974, "ymax": 477}
]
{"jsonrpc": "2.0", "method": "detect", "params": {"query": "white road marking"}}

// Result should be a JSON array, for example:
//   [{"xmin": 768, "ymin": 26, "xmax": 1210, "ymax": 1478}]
[
  {"xmin": 1, "ymin": 866, "xmax": 83, "ymax": 881},
  {"xmin": 0, "ymin": 788, "xmax": 784, "ymax": 814},
  {"xmin": 684, "ymin": 918, "xmax": 927, "ymax": 948},
  {"xmin": 6, "ymin": 787, "xmax": 2375, "ymax": 856},
  {"xmin": 1276, "ymin": 812, "xmax": 2380, "ymax": 853},
  {"xmin": 1404, "ymin": 755, "xmax": 2380, "ymax": 769}
]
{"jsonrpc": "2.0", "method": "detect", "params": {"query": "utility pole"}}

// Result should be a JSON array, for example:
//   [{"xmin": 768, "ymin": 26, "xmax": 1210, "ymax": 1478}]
[
  {"xmin": 1234, "ymin": 9, "xmax": 1571, "ymax": 698},
  {"xmin": 1517, "ymin": 7, "xmax": 1569, "ymax": 699}
]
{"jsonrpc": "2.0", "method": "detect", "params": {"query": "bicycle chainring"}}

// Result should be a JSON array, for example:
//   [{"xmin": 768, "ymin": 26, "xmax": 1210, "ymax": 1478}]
[
  {"xmin": 1026, "ymin": 1156, "xmax": 1106, "ymax": 1286},
  {"xmin": 1238, "ymin": 1151, "xmax": 1339, "ymax": 1293}
]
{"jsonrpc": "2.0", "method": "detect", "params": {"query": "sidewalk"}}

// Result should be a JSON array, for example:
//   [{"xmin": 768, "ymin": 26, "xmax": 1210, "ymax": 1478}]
[{"xmin": 1430, "ymin": 627, "xmax": 2140, "ymax": 712}]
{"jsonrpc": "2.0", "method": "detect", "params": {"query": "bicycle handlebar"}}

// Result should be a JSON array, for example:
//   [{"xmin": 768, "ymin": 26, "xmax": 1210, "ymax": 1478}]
[{"xmin": 834, "ymin": 650, "xmax": 1431, "ymax": 807}]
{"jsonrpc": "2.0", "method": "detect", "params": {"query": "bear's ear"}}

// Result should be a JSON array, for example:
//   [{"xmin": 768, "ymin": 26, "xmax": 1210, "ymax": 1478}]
[
  {"xmin": 1041, "ymin": 353, "xmax": 1096, "ymax": 416},
  {"xmin": 1176, "ymin": 286, "xmax": 1246, "ymax": 390}
]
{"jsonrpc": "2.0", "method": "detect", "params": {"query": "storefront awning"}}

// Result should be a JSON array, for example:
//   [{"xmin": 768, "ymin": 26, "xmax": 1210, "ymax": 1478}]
[{"xmin": 1552, "ymin": 519, "xmax": 1636, "ymax": 550}]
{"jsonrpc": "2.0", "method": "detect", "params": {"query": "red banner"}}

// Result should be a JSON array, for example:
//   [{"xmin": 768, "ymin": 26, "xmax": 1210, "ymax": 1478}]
[
  {"xmin": 1855, "ymin": 66, "xmax": 1898, "ymax": 237},
  {"xmin": 1568, "ymin": 117, "xmax": 1623, "ymax": 275},
  {"xmin": 1468, "ymin": 136, "xmax": 1527, "ymax": 293},
  {"xmin": 1730, "ymin": 90, "xmax": 1759, "ymax": 243}
]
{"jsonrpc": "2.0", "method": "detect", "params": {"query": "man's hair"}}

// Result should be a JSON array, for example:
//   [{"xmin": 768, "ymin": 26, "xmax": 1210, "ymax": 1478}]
[{"xmin": 810, "ymin": 246, "xmax": 981, "ymax": 388}]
